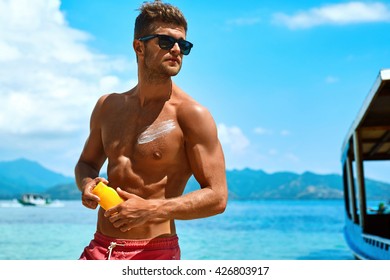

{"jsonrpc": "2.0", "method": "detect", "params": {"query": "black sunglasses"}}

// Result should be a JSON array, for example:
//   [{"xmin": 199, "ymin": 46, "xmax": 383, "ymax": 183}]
[{"xmin": 138, "ymin": 34, "xmax": 193, "ymax": 55}]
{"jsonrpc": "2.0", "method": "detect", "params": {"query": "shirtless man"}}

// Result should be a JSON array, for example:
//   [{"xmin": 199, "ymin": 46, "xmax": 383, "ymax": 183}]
[{"xmin": 75, "ymin": 1, "xmax": 228, "ymax": 260}]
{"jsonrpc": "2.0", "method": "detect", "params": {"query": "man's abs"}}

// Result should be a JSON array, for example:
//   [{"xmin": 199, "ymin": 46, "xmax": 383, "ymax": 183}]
[{"xmin": 96, "ymin": 207, "xmax": 176, "ymax": 239}]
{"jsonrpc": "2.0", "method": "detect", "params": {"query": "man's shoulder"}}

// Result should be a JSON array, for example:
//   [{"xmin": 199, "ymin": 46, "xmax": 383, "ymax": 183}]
[
  {"xmin": 174, "ymin": 90, "xmax": 215, "ymax": 132},
  {"xmin": 174, "ymin": 90, "xmax": 208, "ymax": 117},
  {"xmin": 100, "ymin": 91, "xmax": 129, "ymax": 102},
  {"xmin": 174, "ymin": 90, "xmax": 218, "ymax": 142},
  {"xmin": 96, "ymin": 90, "xmax": 134, "ymax": 108}
]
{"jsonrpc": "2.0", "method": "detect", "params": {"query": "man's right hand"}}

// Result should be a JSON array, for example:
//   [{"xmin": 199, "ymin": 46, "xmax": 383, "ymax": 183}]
[{"xmin": 81, "ymin": 177, "xmax": 109, "ymax": 209}]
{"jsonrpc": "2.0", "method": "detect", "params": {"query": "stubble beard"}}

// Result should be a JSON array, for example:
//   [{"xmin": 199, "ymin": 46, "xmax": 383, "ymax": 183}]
[{"xmin": 143, "ymin": 54, "xmax": 182, "ymax": 84}]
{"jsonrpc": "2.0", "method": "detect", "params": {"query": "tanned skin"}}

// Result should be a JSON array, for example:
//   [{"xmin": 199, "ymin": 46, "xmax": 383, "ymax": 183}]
[{"xmin": 75, "ymin": 22, "xmax": 227, "ymax": 239}]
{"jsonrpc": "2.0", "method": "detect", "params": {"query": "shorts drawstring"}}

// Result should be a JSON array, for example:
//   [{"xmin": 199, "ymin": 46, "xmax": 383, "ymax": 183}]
[{"xmin": 107, "ymin": 242, "xmax": 125, "ymax": 260}]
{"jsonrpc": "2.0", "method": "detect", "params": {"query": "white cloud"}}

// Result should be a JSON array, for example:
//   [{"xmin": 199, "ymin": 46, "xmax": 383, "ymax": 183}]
[
  {"xmin": 217, "ymin": 123, "xmax": 250, "ymax": 153},
  {"xmin": 216, "ymin": 124, "xmax": 302, "ymax": 171},
  {"xmin": 284, "ymin": 153, "xmax": 300, "ymax": 163},
  {"xmin": 268, "ymin": 149, "xmax": 278, "ymax": 156},
  {"xmin": 325, "ymin": 76, "xmax": 339, "ymax": 84},
  {"xmin": 0, "ymin": 41, "xmax": 21, "ymax": 61},
  {"xmin": 0, "ymin": 0, "xmax": 134, "ymax": 175},
  {"xmin": 254, "ymin": 127, "xmax": 290, "ymax": 136},
  {"xmin": 273, "ymin": 1, "xmax": 390, "ymax": 29},
  {"xmin": 99, "ymin": 76, "xmax": 121, "ymax": 92},
  {"xmin": 227, "ymin": 17, "xmax": 261, "ymax": 26},
  {"xmin": 280, "ymin": 130, "xmax": 291, "ymax": 136},
  {"xmin": 254, "ymin": 127, "xmax": 273, "ymax": 135}
]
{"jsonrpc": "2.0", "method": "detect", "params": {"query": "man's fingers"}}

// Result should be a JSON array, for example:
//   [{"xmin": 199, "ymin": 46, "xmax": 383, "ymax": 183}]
[
  {"xmin": 82, "ymin": 199, "xmax": 98, "ymax": 209},
  {"xmin": 120, "ymin": 224, "xmax": 132, "ymax": 232},
  {"xmin": 113, "ymin": 220, "xmax": 125, "ymax": 228},
  {"xmin": 95, "ymin": 177, "xmax": 109, "ymax": 184},
  {"xmin": 116, "ymin": 187, "xmax": 135, "ymax": 199}
]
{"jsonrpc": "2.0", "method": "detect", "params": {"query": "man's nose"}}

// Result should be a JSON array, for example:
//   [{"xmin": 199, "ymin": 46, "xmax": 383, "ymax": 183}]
[{"xmin": 170, "ymin": 42, "xmax": 181, "ymax": 55}]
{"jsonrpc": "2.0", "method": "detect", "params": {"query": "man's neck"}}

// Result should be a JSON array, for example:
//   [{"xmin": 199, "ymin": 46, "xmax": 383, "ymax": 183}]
[{"xmin": 136, "ymin": 79, "xmax": 172, "ymax": 107}]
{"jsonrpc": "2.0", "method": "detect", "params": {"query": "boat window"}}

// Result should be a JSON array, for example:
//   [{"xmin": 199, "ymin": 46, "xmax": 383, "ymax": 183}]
[{"xmin": 363, "ymin": 161, "xmax": 390, "ymax": 185}]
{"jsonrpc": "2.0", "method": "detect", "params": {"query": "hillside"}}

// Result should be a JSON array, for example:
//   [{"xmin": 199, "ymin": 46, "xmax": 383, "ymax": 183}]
[
  {"xmin": 1, "ymin": 158, "xmax": 390, "ymax": 200},
  {"xmin": 184, "ymin": 169, "xmax": 390, "ymax": 200},
  {"xmin": 0, "ymin": 158, "xmax": 73, "ymax": 199}
]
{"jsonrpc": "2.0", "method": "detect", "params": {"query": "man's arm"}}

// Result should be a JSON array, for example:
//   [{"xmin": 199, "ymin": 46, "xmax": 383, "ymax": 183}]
[
  {"xmin": 175, "ymin": 103, "xmax": 228, "ymax": 218},
  {"xmin": 75, "ymin": 95, "xmax": 109, "ymax": 209},
  {"xmin": 105, "ymin": 103, "xmax": 228, "ymax": 231}
]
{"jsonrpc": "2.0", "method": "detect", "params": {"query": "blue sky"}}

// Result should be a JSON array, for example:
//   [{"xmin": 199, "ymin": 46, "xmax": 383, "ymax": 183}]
[{"xmin": 1, "ymin": 0, "xmax": 390, "ymax": 181}]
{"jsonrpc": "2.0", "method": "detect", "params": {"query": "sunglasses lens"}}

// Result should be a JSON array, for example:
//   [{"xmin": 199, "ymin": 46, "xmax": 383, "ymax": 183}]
[
  {"xmin": 179, "ymin": 41, "xmax": 192, "ymax": 55},
  {"xmin": 158, "ymin": 36, "xmax": 175, "ymax": 50},
  {"xmin": 156, "ymin": 35, "xmax": 193, "ymax": 55}
]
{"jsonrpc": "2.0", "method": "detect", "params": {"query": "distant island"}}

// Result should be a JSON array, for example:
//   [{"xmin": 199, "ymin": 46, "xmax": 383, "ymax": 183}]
[{"xmin": 1, "ymin": 158, "xmax": 389, "ymax": 201}]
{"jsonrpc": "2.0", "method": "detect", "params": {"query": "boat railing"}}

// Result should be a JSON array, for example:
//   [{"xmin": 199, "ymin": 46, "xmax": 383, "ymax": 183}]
[{"xmin": 362, "ymin": 233, "xmax": 390, "ymax": 248}]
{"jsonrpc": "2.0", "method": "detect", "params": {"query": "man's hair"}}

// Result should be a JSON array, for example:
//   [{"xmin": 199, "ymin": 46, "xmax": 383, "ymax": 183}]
[{"xmin": 134, "ymin": 0, "xmax": 188, "ymax": 39}]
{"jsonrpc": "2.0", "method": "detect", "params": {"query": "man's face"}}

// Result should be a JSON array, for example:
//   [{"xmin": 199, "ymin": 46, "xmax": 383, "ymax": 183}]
[{"xmin": 141, "ymin": 23, "xmax": 187, "ymax": 79}]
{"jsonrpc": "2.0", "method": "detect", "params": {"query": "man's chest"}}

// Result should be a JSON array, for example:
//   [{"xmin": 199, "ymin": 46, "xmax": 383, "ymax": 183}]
[{"xmin": 101, "ymin": 116, "xmax": 184, "ymax": 164}]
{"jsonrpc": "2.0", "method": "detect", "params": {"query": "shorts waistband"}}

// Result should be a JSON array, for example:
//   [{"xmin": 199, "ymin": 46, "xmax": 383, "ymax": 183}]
[{"xmin": 94, "ymin": 231, "xmax": 179, "ymax": 250}]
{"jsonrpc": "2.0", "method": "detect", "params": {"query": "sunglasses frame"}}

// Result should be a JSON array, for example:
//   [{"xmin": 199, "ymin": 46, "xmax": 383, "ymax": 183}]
[{"xmin": 138, "ymin": 34, "xmax": 193, "ymax": 55}]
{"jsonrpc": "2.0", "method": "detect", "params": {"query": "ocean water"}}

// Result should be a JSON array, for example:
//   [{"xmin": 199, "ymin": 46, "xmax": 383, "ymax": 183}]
[{"xmin": 0, "ymin": 199, "xmax": 353, "ymax": 260}]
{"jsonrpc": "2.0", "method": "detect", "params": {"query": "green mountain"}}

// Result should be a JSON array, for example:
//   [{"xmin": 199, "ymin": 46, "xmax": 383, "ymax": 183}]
[
  {"xmin": 1, "ymin": 158, "xmax": 389, "ymax": 200},
  {"xmin": 0, "ymin": 158, "xmax": 73, "ymax": 199},
  {"xmin": 45, "ymin": 183, "xmax": 81, "ymax": 200},
  {"xmin": 184, "ymin": 169, "xmax": 390, "ymax": 200}
]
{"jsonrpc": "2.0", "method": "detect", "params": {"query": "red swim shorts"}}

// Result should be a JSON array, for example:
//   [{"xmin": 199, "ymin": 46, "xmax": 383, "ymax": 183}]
[{"xmin": 79, "ymin": 231, "xmax": 180, "ymax": 260}]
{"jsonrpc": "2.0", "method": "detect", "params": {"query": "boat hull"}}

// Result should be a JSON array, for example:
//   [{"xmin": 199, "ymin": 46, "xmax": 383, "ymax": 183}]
[
  {"xmin": 17, "ymin": 194, "xmax": 51, "ymax": 206},
  {"xmin": 344, "ymin": 217, "xmax": 390, "ymax": 260}
]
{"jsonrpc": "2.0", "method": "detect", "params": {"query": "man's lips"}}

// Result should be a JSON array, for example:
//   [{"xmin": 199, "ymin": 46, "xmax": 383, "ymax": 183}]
[{"xmin": 166, "ymin": 57, "xmax": 180, "ymax": 63}]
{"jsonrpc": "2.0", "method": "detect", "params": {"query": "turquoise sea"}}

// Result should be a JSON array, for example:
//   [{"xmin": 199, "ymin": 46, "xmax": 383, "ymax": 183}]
[{"xmin": 0, "ymin": 199, "xmax": 353, "ymax": 260}]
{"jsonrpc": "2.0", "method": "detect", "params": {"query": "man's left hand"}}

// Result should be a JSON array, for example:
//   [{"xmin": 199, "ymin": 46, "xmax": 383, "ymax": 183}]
[{"xmin": 104, "ymin": 188, "xmax": 157, "ymax": 232}]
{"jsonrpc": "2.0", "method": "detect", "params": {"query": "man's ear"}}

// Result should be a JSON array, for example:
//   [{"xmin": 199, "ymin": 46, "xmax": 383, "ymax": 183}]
[{"xmin": 133, "ymin": 39, "xmax": 144, "ymax": 58}]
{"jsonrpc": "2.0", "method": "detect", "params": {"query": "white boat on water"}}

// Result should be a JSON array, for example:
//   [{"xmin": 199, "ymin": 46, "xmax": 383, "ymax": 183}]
[
  {"xmin": 341, "ymin": 69, "xmax": 390, "ymax": 260},
  {"xmin": 17, "ymin": 193, "xmax": 52, "ymax": 206}
]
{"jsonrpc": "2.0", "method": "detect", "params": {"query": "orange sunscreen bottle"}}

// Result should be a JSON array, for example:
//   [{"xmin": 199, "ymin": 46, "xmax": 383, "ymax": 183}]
[{"xmin": 92, "ymin": 182, "xmax": 124, "ymax": 210}]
